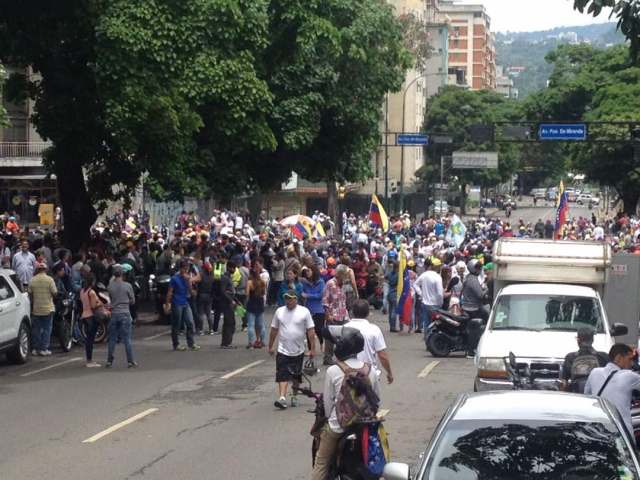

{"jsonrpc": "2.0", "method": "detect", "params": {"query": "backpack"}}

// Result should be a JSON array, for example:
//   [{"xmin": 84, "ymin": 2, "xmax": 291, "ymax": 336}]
[
  {"xmin": 570, "ymin": 352, "xmax": 601, "ymax": 393},
  {"xmin": 335, "ymin": 362, "xmax": 380, "ymax": 429}
]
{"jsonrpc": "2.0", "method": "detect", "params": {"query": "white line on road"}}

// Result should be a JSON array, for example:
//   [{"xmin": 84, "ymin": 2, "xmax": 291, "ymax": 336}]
[
  {"xmin": 143, "ymin": 330, "xmax": 172, "ymax": 341},
  {"xmin": 82, "ymin": 408, "xmax": 159, "ymax": 443},
  {"xmin": 21, "ymin": 357, "xmax": 83, "ymax": 377},
  {"xmin": 418, "ymin": 361, "xmax": 440, "ymax": 378},
  {"xmin": 220, "ymin": 360, "xmax": 265, "ymax": 380}
]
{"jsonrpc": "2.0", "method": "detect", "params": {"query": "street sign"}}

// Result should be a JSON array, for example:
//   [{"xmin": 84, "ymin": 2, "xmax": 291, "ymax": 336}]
[
  {"xmin": 452, "ymin": 151, "xmax": 498, "ymax": 169},
  {"xmin": 398, "ymin": 133, "xmax": 429, "ymax": 146},
  {"xmin": 431, "ymin": 135, "xmax": 453, "ymax": 144},
  {"xmin": 539, "ymin": 123, "xmax": 587, "ymax": 141}
]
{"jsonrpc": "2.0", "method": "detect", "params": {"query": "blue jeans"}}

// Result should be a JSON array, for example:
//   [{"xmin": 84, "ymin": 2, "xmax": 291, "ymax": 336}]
[
  {"xmin": 171, "ymin": 303, "xmax": 195, "ymax": 349},
  {"xmin": 246, "ymin": 311, "xmax": 266, "ymax": 345},
  {"xmin": 32, "ymin": 313, "xmax": 53, "ymax": 352},
  {"xmin": 420, "ymin": 304, "xmax": 438, "ymax": 339},
  {"xmin": 387, "ymin": 293, "xmax": 397, "ymax": 331},
  {"xmin": 107, "ymin": 312, "xmax": 135, "ymax": 364}
]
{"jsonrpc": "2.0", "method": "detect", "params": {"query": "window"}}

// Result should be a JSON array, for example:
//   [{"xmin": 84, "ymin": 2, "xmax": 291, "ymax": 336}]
[{"xmin": 0, "ymin": 277, "xmax": 16, "ymax": 300}]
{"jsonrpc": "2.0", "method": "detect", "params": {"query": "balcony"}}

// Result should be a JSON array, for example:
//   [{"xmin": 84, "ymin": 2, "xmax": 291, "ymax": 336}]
[{"xmin": 0, "ymin": 142, "xmax": 50, "ymax": 167}]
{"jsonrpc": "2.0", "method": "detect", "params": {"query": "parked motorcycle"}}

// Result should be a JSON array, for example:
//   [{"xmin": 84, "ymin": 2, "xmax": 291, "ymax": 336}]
[
  {"xmin": 293, "ymin": 367, "xmax": 384, "ymax": 479},
  {"xmin": 78, "ymin": 283, "xmax": 110, "ymax": 344},
  {"xmin": 149, "ymin": 273, "xmax": 172, "ymax": 324},
  {"xmin": 425, "ymin": 308, "xmax": 483, "ymax": 357},
  {"xmin": 53, "ymin": 292, "xmax": 76, "ymax": 352}
]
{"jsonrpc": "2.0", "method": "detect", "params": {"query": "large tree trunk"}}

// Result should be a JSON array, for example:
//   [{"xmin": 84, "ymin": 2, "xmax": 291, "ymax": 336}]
[
  {"xmin": 620, "ymin": 187, "xmax": 640, "ymax": 216},
  {"xmin": 327, "ymin": 181, "xmax": 339, "ymax": 234},
  {"xmin": 55, "ymin": 157, "xmax": 96, "ymax": 252}
]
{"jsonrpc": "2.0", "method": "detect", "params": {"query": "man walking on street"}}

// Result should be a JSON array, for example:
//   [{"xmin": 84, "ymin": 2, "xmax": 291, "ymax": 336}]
[
  {"xmin": 413, "ymin": 258, "xmax": 444, "ymax": 333},
  {"xmin": 165, "ymin": 259, "xmax": 200, "ymax": 351},
  {"xmin": 13, "ymin": 240, "xmax": 37, "ymax": 290},
  {"xmin": 28, "ymin": 261, "xmax": 56, "ymax": 356},
  {"xmin": 106, "ymin": 265, "xmax": 137, "ymax": 368},
  {"xmin": 322, "ymin": 265, "xmax": 350, "ymax": 365},
  {"xmin": 346, "ymin": 299, "xmax": 394, "ymax": 384},
  {"xmin": 268, "ymin": 290, "xmax": 316, "ymax": 409}
]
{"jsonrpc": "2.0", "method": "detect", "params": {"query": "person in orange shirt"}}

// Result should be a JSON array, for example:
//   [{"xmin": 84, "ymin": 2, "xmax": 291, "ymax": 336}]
[{"xmin": 6, "ymin": 216, "xmax": 19, "ymax": 234}]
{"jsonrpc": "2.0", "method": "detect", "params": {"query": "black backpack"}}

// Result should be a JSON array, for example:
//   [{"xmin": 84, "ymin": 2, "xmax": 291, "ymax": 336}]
[{"xmin": 569, "ymin": 352, "xmax": 601, "ymax": 393}]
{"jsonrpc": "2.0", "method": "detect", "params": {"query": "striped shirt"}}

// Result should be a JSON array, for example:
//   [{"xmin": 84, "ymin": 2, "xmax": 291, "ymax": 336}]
[{"xmin": 28, "ymin": 273, "xmax": 57, "ymax": 316}]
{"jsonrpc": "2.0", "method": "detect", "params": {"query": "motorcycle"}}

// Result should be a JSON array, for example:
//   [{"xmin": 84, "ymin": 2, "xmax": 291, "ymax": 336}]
[
  {"xmin": 53, "ymin": 292, "xmax": 76, "ymax": 352},
  {"xmin": 503, "ymin": 352, "xmax": 559, "ymax": 391},
  {"xmin": 425, "ymin": 308, "xmax": 483, "ymax": 357},
  {"xmin": 292, "ymin": 367, "xmax": 385, "ymax": 480},
  {"xmin": 77, "ymin": 283, "xmax": 110, "ymax": 344},
  {"xmin": 149, "ymin": 273, "xmax": 172, "ymax": 324}
]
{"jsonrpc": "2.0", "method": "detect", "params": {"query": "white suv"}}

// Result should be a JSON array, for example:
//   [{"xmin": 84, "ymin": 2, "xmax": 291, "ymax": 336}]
[{"xmin": 0, "ymin": 269, "xmax": 32, "ymax": 364}]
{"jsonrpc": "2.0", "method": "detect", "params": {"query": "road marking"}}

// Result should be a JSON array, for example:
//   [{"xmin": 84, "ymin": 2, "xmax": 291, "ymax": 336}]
[
  {"xmin": 82, "ymin": 408, "xmax": 159, "ymax": 443},
  {"xmin": 21, "ymin": 357, "xmax": 82, "ymax": 377},
  {"xmin": 220, "ymin": 360, "xmax": 265, "ymax": 380},
  {"xmin": 143, "ymin": 330, "xmax": 172, "ymax": 341},
  {"xmin": 418, "ymin": 361, "xmax": 440, "ymax": 378}
]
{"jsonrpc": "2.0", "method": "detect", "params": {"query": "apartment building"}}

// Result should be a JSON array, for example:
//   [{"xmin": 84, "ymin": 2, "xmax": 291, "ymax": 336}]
[
  {"xmin": 0, "ymin": 66, "xmax": 55, "ymax": 223},
  {"xmin": 439, "ymin": 0, "xmax": 496, "ymax": 90}
]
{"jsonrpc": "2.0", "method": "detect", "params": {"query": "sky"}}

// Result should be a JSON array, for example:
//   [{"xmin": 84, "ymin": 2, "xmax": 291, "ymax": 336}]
[{"xmin": 476, "ymin": 0, "xmax": 614, "ymax": 33}]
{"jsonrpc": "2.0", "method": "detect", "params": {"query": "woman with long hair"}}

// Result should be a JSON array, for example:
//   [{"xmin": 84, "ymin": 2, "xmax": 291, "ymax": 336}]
[
  {"xmin": 246, "ymin": 262, "xmax": 267, "ymax": 349},
  {"xmin": 301, "ymin": 264, "xmax": 326, "ymax": 347},
  {"xmin": 79, "ymin": 272, "xmax": 108, "ymax": 368}
]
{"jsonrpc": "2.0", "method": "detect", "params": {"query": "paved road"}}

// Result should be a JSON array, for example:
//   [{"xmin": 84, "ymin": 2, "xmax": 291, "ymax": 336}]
[
  {"xmin": 469, "ymin": 199, "xmax": 596, "ymax": 227},
  {"xmin": 0, "ymin": 309, "xmax": 475, "ymax": 480}
]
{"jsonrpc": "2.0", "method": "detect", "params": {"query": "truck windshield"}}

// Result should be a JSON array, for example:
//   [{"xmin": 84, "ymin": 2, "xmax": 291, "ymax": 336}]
[{"xmin": 491, "ymin": 295, "xmax": 604, "ymax": 333}]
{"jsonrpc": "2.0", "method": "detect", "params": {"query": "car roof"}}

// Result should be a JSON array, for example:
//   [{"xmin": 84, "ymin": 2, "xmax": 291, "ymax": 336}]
[
  {"xmin": 454, "ymin": 391, "xmax": 611, "ymax": 423},
  {"xmin": 499, "ymin": 283, "xmax": 598, "ymax": 298}
]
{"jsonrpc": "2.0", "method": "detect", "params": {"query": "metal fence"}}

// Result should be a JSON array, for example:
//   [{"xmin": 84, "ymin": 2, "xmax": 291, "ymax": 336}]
[{"xmin": 0, "ymin": 142, "xmax": 51, "ymax": 158}]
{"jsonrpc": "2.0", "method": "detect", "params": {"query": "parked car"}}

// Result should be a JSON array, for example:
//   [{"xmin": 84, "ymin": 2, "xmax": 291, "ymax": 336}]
[
  {"xmin": 382, "ymin": 391, "xmax": 640, "ymax": 480},
  {"xmin": 0, "ymin": 270, "xmax": 32, "ymax": 364},
  {"xmin": 577, "ymin": 193, "xmax": 593, "ymax": 205}
]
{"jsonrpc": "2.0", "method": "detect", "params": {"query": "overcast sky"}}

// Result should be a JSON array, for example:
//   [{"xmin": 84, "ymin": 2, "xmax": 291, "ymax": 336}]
[{"xmin": 477, "ymin": 0, "xmax": 614, "ymax": 33}]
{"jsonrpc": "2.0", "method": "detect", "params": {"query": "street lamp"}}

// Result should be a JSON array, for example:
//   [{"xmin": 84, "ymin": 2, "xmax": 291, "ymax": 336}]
[{"xmin": 398, "ymin": 71, "xmax": 447, "ymax": 213}]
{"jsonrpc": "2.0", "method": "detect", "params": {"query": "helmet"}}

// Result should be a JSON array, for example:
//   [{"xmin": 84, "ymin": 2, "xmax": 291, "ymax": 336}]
[
  {"xmin": 324, "ymin": 326, "xmax": 364, "ymax": 361},
  {"xmin": 327, "ymin": 257, "xmax": 337, "ymax": 266},
  {"xmin": 387, "ymin": 250, "xmax": 398, "ymax": 259},
  {"xmin": 467, "ymin": 259, "xmax": 482, "ymax": 275}
]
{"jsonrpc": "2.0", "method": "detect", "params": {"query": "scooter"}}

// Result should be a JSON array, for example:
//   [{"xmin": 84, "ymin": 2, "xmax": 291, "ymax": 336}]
[
  {"xmin": 293, "ymin": 368, "xmax": 384, "ymax": 480},
  {"xmin": 424, "ymin": 308, "xmax": 483, "ymax": 357}
]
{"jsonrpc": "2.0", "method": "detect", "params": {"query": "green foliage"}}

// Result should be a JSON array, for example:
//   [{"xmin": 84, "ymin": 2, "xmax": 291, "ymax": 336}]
[
  {"xmin": 574, "ymin": 0, "xmax": 640, "ymax": 62},
  {"xmin": 398, "ymin": 12, "xmax": 434, "ymax": 71},
  {"xmin": 423, "ymin": 86, "xmax": 522, "ymax": 187}
]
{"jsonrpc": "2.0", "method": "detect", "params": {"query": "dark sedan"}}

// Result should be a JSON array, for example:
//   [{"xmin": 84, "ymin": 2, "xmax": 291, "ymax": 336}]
[{"xmin": 384, "ymin": 391, "xmax": 640, "ymax": 480}]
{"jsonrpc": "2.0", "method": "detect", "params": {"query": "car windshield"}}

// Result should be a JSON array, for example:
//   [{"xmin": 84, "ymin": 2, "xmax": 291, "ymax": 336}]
[
  {"xmin": 424, "ymin": 419, "xmax": 638, "ymax": 480},
  {"xmin": 490, "ymin": 294, "xmax": 604, "ymax": 333}
]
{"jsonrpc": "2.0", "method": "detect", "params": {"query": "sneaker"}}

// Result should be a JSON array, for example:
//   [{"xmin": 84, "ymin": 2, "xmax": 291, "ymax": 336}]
[
  {"xmin": 31, "ymin": 350, "xmax": 39, "ymax": 356},
  {"xmin": 208, "ymin": 330, "xmax": 216, "ymax": 336},
  {"xmin": 189, "ymin": 345, "xmax": 201, "ymax": 351},
  {"xmin": 198, "ymin": 331, "xmax": 205, "ymax": 336},
  {"xmin": 86, "ymin": 362, "xmax": 101, "ymax": 368},
  {"xmin": 174, "ymin": 345, "xmax": 187, "ymax": 351},
  {"xmin": 246, "ymin": 344, "xmax": 254, "ymax": 350},
  {"xmin": 290, "ymin": 396, "xmax": 299, "ymax": 407},
  {"xmin": 274, "ymin": 397, "xmax": 288, "ymax": 410},
  {"xmin": 241, "ymin": 327, "xmax": 247, "ymax": 333},
  {"xmin": 40, "ymin": 350, "xmax": 52, "ymax": 356},
  {"xmin": 105, "ymin": 362, "xmax": 113, "ymax": 368},
  {"xmin": 128, "ymin": 361, "xmax": 139, "ymax": 368}
]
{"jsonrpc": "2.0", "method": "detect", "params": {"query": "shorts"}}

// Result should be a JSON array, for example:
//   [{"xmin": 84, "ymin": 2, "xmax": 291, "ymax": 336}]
[{"xmin": 275, "ymin": 352, "xmax": 304, "ymax": 383}]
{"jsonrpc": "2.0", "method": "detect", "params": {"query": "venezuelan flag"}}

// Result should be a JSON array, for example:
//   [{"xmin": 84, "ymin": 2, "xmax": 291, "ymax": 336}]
[
  {"xmin": 554, "ymin": 180, "xmax": 569, "ymax": 240},
  {"xmin": 369, "ymin": 194, "xmax": 389, "ymax": 232},
  {"xmin": 395, "ymin": 247, "xmax": 413, "ymax": 326},
  {"xmin": 291, "ymin": 216, "xmax": 313, "ymax": 240}
]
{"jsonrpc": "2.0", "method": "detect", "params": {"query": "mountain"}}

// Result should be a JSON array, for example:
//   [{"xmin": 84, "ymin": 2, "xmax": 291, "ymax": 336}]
[{"xmin": 496, "ymin": 23, "xmax": 625, "ymax": 99}]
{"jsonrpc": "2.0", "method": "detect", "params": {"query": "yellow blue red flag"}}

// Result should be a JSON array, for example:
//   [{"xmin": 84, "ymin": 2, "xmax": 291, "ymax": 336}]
[{"xmin": 369, "ymin": 194, "xmax": 389, "ymax": 232}]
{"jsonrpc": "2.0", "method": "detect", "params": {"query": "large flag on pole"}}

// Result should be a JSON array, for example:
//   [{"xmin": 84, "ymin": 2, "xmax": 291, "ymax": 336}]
[
  {"xmin": 554, "ymin": 180, "xmax": 569, "ymax": 240},
  {"xmin": 369, "ymin": 194, "xmax": 389, "ymax": 232},
  {"xmin": 445, "ymin": 214, "xmax": 467, "ymax": 248},
  {"xmin": 396, "ymin": 247, "xmax": 413, "ymax": 327}
]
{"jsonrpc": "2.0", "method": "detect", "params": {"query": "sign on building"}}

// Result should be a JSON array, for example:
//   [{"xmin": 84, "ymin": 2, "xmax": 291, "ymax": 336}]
[{"xmin": 452, "ymin": 151, "xmax": 499, "ymax": 169}]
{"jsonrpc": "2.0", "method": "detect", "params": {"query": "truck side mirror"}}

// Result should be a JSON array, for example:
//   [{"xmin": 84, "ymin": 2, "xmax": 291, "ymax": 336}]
[{"xmin": 611, "ymin": 323, "xmax": 628, "ymax": 337}]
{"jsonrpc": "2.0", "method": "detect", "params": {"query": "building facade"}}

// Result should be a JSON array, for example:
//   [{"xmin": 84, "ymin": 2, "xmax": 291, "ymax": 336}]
[
  {"xmin": 1, "ymin": 66, "xmax": 55, "ymax": 224},
  {"xmin": 439, "ymin": 0, "xmax": 496, "ymax": 91}
]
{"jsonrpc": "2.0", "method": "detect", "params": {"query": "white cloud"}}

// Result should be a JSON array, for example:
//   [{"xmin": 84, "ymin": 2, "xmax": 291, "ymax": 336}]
[{"xmin": 476, "ymin": 0, "xmax": 614, "ymax": 33}]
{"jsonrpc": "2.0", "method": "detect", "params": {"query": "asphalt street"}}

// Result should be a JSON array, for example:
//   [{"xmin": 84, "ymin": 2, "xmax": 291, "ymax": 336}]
[
  {"xmin": 0, "ymin": 307, "xmax": 475, "ymax": 480},
  {"xmin": 469, "ymin": 198, "xmax": 595, "ymax": 227}
]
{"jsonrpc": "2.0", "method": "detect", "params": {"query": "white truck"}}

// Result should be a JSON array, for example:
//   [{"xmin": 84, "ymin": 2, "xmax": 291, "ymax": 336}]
[{"xmin": 474, "ymin": 238, "xmax": 628, "ymax": 391}]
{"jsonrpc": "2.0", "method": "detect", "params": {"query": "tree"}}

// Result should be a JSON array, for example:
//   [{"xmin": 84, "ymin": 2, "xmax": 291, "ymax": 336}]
[
  {"xmin": 574, "ymin": 0, "xmax": 640, "ymax": 62},
  {"xmin": 423, "ymin": 86, "xmax": 522, "ymax": 213},
  {"xmin": 0, "ymin": 63, "xmax": 7, "ymax": 127},
  {"xmin": 0, "ymin": 1, "xmax": 274, "ymax": 250},
  {"xmin": 523, "ymin": 43, "xmax": 640, "ymax": 213}
]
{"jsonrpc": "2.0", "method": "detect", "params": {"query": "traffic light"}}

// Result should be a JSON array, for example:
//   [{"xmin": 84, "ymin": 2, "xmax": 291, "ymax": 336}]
[{"xmin": 338, "ymin": 185, "xmax": 346, "ymax": 200}]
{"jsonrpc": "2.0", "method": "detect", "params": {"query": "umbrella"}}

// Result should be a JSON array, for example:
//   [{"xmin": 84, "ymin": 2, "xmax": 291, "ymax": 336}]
[{"xmin": 279, "ymin": 215, "xmax": 314, "ymax": 227}]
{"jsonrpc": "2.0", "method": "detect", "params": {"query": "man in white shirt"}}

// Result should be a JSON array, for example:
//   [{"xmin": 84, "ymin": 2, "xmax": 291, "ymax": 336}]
[
  {"xmin": 12, "ymin": 240, "xmax": 37, "ymax": 289},
  {"xmin": 593, "ymin": 224, "xmax": 605, "ymax": 241},
  {"xmin": 346, "ymin": 299, "xmax": 394, "ymax": 384},
  {"xmin": 585, "ymin": 343, "xmax": 640, "ymax": 435},
  {"xmin": 268, "ymin": 290, "xmax": 316, "ymax": 410},
  {"xmin": 312, "ymin": 328, "xmax": 380, "ymax": 480},
  {"xmin": 413, "ymin": 258, "xmax": 444, "ymax": 333}
]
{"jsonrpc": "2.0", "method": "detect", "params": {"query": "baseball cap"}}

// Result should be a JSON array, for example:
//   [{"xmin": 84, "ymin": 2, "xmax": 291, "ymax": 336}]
[{"xmin": 283, "ymin": 290, "xmax": 298, "ymax": 300}]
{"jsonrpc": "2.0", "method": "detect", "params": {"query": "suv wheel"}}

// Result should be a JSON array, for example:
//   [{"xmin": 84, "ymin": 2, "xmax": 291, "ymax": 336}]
[{"xmin": 7, "ymin": 320, "xmax": 30, "ymax": 364}]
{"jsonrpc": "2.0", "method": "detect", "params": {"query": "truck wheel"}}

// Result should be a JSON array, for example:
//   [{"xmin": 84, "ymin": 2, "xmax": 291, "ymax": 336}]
[
  {"xmin": 7, "ymin": 320, "xmax": 31, "ymax": 364},
  {"xmin": 427, "ymin": 332, "xmax": 451, "ymax": 357}
]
